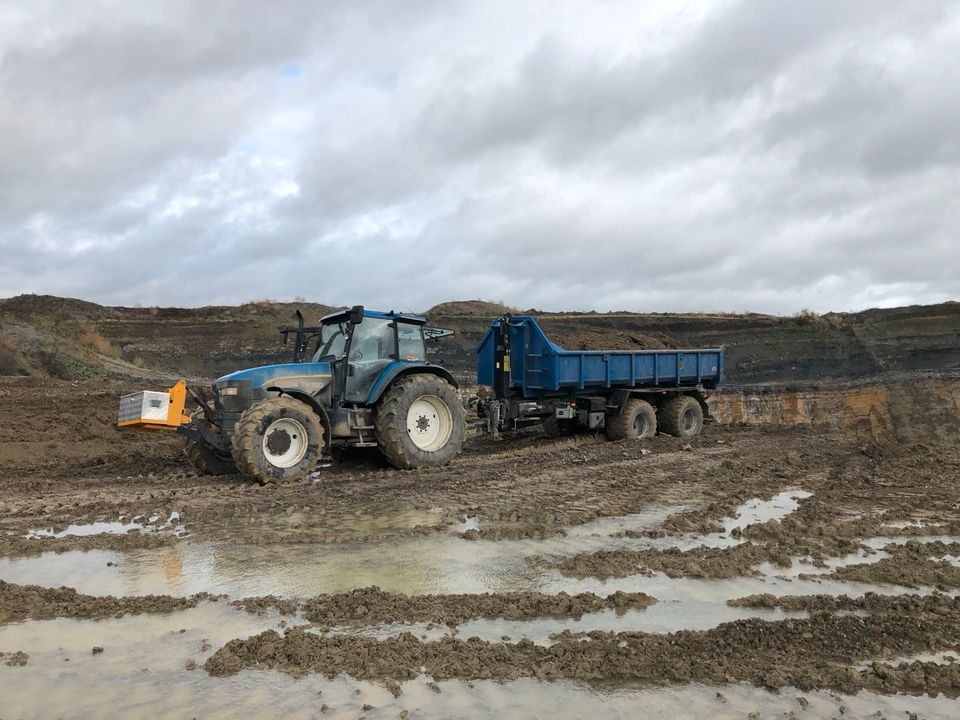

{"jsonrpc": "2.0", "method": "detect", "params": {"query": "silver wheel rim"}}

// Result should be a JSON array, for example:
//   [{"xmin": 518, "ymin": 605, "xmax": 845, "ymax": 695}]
[
  {"xmin": 406, "ymin": 395, "xmax": 453, "ymax": 451},
  {"xmin": 633, "ymin": 412, "xmax": 648, "ymax": 437},
  {"xmin": 682, "ymin": 407, "xmax": 698, "ymax": 433},
  {"xmin": 261, "ymin": 417, "xmax": 308, "ymax": 468}
]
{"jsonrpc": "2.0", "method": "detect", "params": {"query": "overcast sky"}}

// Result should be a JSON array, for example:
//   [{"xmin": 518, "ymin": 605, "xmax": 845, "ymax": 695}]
[{"xmin": 1, "ymin": 1, "xmax": 958, "ymax": 315}]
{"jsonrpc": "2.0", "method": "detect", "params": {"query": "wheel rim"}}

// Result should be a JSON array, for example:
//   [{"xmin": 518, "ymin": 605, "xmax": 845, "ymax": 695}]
[
  {"xmin": 633, "ymin": 413, "xmax": 648, "ymax": 437},
  {"xmin": 261, "ymin": 417, "xmax": 309, "ymax": 468},
  {"xmin": 681, "ymin": 407, "xmax": 698, "ymax": 433},
  {"xmin": 406, "ymin": 395, "xmax": 453, "ymax": 452}
]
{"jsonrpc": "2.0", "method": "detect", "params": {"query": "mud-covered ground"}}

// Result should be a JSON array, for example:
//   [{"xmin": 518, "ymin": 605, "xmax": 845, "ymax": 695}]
[{"xmin": 2, "ymin": 378, "xmax": 960, "ymax": 718}]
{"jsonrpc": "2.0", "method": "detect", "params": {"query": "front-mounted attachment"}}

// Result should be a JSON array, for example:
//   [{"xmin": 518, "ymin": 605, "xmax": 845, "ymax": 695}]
[{"xmin": 116, "ymin": 379, "xmax": 190, "ymax": 431}]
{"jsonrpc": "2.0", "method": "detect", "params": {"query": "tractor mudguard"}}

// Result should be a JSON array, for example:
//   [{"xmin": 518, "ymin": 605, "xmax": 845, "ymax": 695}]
[
  {"xmin": 365, "ymin": 363, "xmax": 459, "ymax": 405},
  {"xmin": 267, "ymin": 387, "xmax": 333, "ymax": 446}
]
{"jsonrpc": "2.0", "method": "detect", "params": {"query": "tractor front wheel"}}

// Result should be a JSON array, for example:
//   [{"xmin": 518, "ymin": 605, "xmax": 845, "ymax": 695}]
[
  {"xmin": 231, "ymin": 397, "xmax": 325, "ymax": 484},
  {"xmin": 183, "ymin": 409, "xmax": 236, "ymax": 476},
  {"xmin": 375, "ymin": 374, "xmax": 465, "ymax": 470}
]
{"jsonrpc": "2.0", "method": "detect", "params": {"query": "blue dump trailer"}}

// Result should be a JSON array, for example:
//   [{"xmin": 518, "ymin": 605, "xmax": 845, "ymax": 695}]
[{"xmin": 475, "ymin": 315, "xmax": 724, "ymax": 440}]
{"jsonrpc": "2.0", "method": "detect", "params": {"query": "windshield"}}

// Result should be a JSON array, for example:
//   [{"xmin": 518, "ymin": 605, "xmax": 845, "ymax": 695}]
[{"xmin": 312, "ymin": 322, "xmax": 348, "ymax": 362}]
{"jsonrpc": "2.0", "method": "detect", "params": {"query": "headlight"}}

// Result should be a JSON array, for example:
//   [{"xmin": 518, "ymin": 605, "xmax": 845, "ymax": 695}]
[{"xmin": 219, "ymin": 387, "xmax": 239, "ymax": 396}]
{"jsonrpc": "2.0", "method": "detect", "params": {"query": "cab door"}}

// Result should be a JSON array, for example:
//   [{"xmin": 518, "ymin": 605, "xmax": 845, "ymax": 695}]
[{"xmin": 343, "ymin": 317, "xmax": 397, "ymax": 403}]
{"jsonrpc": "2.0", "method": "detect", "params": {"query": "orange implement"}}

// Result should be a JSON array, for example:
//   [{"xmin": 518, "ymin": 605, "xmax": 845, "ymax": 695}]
[{"xmin": 116, "ymin": 379, "xmax": 191, "ymax": 431}]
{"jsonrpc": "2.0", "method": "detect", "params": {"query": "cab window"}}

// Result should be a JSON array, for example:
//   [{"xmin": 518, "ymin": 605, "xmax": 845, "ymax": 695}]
[
  {"xmin": 313, "ymin": 323, "xmax": 348, "ymax": 362},
  {"xmin": 397, "ymin": 322, "xmax": 425, "ymax": 361}
]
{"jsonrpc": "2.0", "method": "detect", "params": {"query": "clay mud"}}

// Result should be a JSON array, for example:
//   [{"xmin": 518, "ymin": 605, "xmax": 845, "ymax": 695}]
[{"xmin": 3, "ymin": 379, "xmax": 960, "ymax": 718}]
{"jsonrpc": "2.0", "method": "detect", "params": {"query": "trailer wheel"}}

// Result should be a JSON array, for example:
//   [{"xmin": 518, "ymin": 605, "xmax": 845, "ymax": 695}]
[
  {"xmin": 606, "ymin": 398, "xmax": 657, "ymax": 441},
  {"xmin": 542, "ymin": 416, "xmax": 565, "ymax": 439},
  {"xmin": 183, "ymin": 410, "xmax": 236, "ymax": 476},
  {"xmin": 231, "ymin": 397, "xmax": 325, "ymax": 484},
  {"xmin": 657, "ymin": 396, "xmax": 703, "ymax": 438},
  {"xmin": 375, "ymin": 374, "xmax": 465, "ymax": 470}
]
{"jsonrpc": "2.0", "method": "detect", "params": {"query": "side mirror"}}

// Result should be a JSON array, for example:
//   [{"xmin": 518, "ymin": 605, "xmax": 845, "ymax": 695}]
[{"xmin": 348, "ymin": 305, "xmax": 364, "ymax": 325}]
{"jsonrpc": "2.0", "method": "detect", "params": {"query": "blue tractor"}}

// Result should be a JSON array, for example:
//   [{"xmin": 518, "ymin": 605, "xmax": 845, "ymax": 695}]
[{"xmin": 118, "ymin": 306, "xmax": 465, "ymax": 483}]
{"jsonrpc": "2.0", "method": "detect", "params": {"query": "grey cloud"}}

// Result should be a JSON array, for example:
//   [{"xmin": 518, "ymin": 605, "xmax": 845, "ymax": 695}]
[{"xmin": 0, "ymin": 0, "xmax": 958, "ymax": 315}]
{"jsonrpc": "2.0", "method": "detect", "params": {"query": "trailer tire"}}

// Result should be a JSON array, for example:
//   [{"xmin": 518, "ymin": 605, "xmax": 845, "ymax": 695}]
[
  {"xmin": 657, "ymin": 396, "xmax": 703, "ymax": 438},
  {"xmin": 231, "ymin": 397, "xmax": 325, "ymax": 484},
  {"xmin": 183, "ymin": 410, "xmax": 236, "ymax": 476},
  {"xmin": 542, "ymin": 416, "xmax": 565, "ymax": 439},
  {"xmin": 605, "ymin": 398, "xmax": 657, "ymax": 441},
  {"xmin": 376, "ymin": 374, "xmax": 465, "ymax": 470}
]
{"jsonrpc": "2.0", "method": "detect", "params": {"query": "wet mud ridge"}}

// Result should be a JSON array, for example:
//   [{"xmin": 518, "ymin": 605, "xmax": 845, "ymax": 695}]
[
  {"xmin": 231, "ymin": 587, "xmax": 656, "ymax": 625},
  {"xmin": 303, "ymin": 587, "xmax": 655, "ymax": 625},
  {"xmin": 0, "ymin": 580, "xmax": 222, "ymax": 623},
  {"xmin": 205, "ymin": 611, "xmax": 960, "ymax": 696}
]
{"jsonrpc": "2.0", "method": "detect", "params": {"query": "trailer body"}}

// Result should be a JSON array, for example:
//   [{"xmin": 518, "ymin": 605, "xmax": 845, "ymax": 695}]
[{"xmin": 476, "ymin": 315, "xmax": 723, "ymax": 438}]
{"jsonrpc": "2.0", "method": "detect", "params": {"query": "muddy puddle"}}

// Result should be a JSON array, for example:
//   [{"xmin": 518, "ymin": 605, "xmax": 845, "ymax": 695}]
[
  {"xmin": 0, "ymin": 492, "xmax": 811, "ymax": 600},
  {"xmin": 203, "ymin": 507, "xmax": 450, "ymax": 543},
  {"xmin": 26, "ymin": 512, "xmax": 186, "ymax": 539},
  {"xmin": 4, "ymin": 489, "xmax": 960, "ymax": 718},
  {"xmin": 1, "ymin": 601, "xmax": 958, "ymax": 719},
  {"xmin": 6, "ymin": 490, "xmax": 952, "ymax": 610},
  {"xmin": 1, "ymin": 602, "xmax": 957, "ymax": 720}
]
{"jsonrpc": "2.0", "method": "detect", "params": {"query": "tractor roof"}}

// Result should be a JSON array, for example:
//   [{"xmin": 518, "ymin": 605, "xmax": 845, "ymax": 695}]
[{"xmin": 320, "ymin": 307, "xmax": 427, "ymax": 325}]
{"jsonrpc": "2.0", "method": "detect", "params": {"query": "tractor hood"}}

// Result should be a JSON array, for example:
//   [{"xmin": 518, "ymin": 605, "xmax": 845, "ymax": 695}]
[{"xmin": 215, "ymin": 362, "xmax": 333, "ymax": 394}]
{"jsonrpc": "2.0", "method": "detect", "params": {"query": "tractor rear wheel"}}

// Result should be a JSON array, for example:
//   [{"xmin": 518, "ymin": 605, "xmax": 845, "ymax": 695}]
[
  {"xmin": 657, "ymin": 396, "xmax": 703, "ymax": 438},
  {"xmin": 183, "ymin": 410, "xmax": 236, "ymax": 476},
  {"xmin": 605, "ymin": 398, "xmax": 657, "ymax": 441},
  {"xmin": 375, "ymin": 374, "xmax": 465, "ymax": 470},
  {"xmin": 231, "ymin": 397, "xmax": 325, "ymax": 484}
]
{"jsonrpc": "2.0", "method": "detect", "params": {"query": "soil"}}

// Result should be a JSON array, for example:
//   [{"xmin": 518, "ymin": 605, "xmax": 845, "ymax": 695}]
[
  {"xmin": 0, "ymin": 580, "xmax": 222, "ymax": 623},
  {"xmin": 1, "ymin": 650, "xmax": 29, "ymax": 667},
  {"xmin": 552, "ymin": 536, "xmax": 864, "ymax": 580},
  {"xmin": 547, "ymin": 330, "xmax": 678, "ymax": 351},
  {"xmin": 2, "ymin": 296, "xmax": 960, "ymax": 704},
  {"xmin": 299, "ymin": 587, "xmax": 656, "ymax": 626},
  {"xmin": 5, "ymin": 292, "xmax": 959, "ymax": 387},
  {"xmin": 814, "ymin": 544, "xmax": 960, "ymax": 590},
  {"xmin": 204, "ymin": 612, "xmax": 960, "ymax": 696},
  {"xmin": 727, "ymin": 592, "xmax": 960, "ymax": 615}
]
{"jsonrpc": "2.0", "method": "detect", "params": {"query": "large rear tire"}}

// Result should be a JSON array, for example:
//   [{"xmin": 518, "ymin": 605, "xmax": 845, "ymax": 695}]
[
  {"xmin": 375, "ymin": 374, "xmax": 465, "ymax": 470},
  {"xmin": 657, "ymin": 396, "xmax": 703, "ymax": 438},
  {"xmin": 605, "ymin": 398, "xmax": 657, "ymax": 441},
  {"xmin": 231, "ymin": 397, "xmax": 325, "ymax": 484},
  {"xmin": 183, "ymin": 410, "xmax": 236, "ymax": 476}
]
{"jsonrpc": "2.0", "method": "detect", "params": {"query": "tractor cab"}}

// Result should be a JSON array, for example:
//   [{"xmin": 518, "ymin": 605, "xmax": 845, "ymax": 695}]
[{"xmin": 310, "ymin": 307, "xmax": 429, "ymax": 404}]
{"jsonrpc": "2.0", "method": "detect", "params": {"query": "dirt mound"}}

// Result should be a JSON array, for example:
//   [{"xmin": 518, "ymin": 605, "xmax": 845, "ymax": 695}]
[
  {"xmin": 300, "ymin": 587, "xmax": 655, "ymax": 626},
  {"xmin": 0, "ymin": 580, "xmax": 222, "ymax": 623},
  {"xmin": 426, "ymin": 300, "xmax": 513, "ymax": 317},
  {"xmin": 548, "ymin": 329, "xmax": 679, "ymax": 351},
  {"xmin": 0, "ymin": 294, "xmax": 338, "ymax": 380},
  {"xmin": 205, "ymin": 612, "xmax": 960, "ymax": 695}
]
